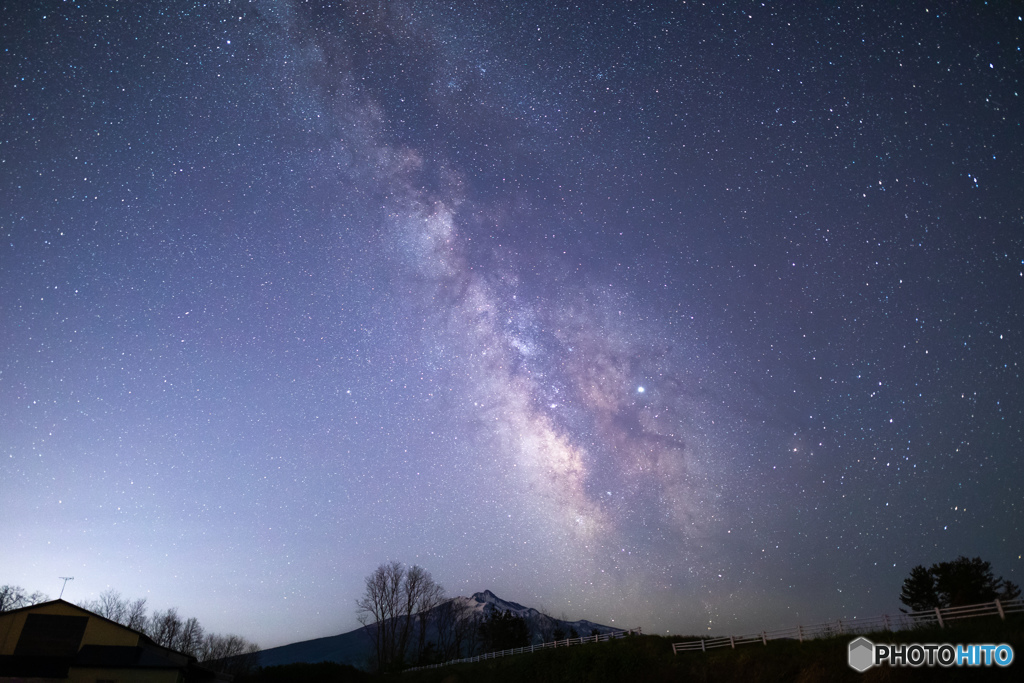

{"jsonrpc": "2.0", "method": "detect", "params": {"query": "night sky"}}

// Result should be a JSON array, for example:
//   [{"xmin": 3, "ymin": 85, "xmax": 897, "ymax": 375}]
[{"xmin": 3, "ymin": 1, "xmax": 1022, "ymax": 649}]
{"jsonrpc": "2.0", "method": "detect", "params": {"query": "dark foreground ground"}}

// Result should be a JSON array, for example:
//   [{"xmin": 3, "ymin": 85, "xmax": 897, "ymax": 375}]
[{"xmin": 237, "ymin": 616, "xmax": 1022, "ymax": 682}]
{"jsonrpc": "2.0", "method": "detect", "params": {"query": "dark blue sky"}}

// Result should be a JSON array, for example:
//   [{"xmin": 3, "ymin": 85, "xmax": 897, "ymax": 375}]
[{"xmin": 2, "ymin": 1, "xmax": 1022, "ymax": 648}]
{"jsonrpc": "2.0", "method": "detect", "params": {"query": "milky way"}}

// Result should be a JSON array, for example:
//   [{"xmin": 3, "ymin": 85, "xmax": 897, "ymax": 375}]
[{"xmin": 2, "ymin": 1, "xmax": 1022, "ymax": 646}]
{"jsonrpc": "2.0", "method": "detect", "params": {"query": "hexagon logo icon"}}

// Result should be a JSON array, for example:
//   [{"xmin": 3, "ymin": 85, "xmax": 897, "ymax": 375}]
[{"xmin": 848, "ymin": 637, "xmax": 874, "ymax": 672}]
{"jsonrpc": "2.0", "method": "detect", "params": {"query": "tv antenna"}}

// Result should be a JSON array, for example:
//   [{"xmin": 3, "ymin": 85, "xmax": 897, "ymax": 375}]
[{"xmin": 59, "ymin": 577, "xmax": 74, "ymax": 599}]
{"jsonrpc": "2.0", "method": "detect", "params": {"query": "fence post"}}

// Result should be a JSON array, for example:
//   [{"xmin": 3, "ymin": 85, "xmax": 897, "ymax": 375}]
[
  {"xmin": 837, "ymin": 620, "xmax": 843, "ymax": 635},
  {"xmin": 701, "ymin": 638, "xmax": 706, "ymax": 653},
  {"xmin": 883, "ymin": 614, "xmax": 889, "ymax": 631},
  {"xmin": 996, "ymin": 599, "xmax": 1005, "ymax": 621},
  {"xmin": 797, "ymin": 625, "xmax": 803, "ymax": 643},
  {"xmin": 934, "ymin": 607, "xmax": 944, "ymax": 628},
  {"xmin": 761, "ymin": 631, "xmax": 767, "ymax": 646},
  {"xmin": 730, "ymin": 636, "xmax": 735, "ymax": 649}
]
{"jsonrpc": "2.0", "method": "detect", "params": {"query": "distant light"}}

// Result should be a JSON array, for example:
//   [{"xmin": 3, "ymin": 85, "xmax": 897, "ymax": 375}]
[{"xmin": 637, "ymin": 386, "xmax": 645, "ymax": 393}]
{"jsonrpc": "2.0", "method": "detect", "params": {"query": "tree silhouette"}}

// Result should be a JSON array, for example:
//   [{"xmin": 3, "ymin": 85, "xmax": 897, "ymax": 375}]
[
  {"xmin": 899, "ymin": 565, "xmax": 940, "ymax": 611},
  {"xmin": 479, "ymin": 609, "xmax": 530, "ymax": 651},
  {"xmin": 899, "ymin": 556, "xmax": 1021, "ymax": 611},
  {"xmin": 433, "ymin": 598, "xmax": 474, "ymax": 661},
  {"xmin": 0, "ymin": 585, "xmax": 47, "ymax": 612},
  {"xmin": 355, "ymin": 561, "xmax": 445, "ymax": 672}
]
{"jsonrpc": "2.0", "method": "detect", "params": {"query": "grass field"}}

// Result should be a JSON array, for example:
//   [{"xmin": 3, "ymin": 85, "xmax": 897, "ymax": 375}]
[{"xmin": 238, "ymin": 616, "xmax": 1022, "ymax": 682}]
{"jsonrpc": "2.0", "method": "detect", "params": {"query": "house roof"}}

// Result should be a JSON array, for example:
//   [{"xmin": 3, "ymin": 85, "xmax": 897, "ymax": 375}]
[
  {"xmin": 0, "ymin": 598, "xmax": 230, "ymax": 680},
  {"xmin": 4, "ymin": 598, "xmax": 137, "ymax": 632},
  {"xmin": 1, "ymin": 598, "xmax": 189, "ymax": 658}
]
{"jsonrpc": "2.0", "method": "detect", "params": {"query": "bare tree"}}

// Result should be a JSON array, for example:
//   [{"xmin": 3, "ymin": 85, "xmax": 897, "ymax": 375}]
[
  {"xmin": 126, "ymin": 597, "xmax": 148, "ymax": 631},
  {"xmin": 0, "ymin": 585, "xmax": 48, "ymax": 613},
  {"xmin": 147, "ymin": 608, "xmax": 184, "ymax": 648},
  {"xmin": 78, "ymin": 591, "xmax": 149, "ymax": 633},
  {"xmin": 433, "ymin": 599, "xmax": 458, "ymax": 661},
  {"xmin": 408, "ymin": 566, "xmax": 446, "ymax": 664},
  {"xmin": 356, "ymin": 560, "xmax": 402, "ymax": 672},
  {"xmin": 356, "ymin": 561, "xmax": 445, "ymax": 672},
  {"xmin": 175, "ymin": 616, "xmax": 205, "ymax": 657},
  {"xmin": 199, "ymin": 633, "xmax": 260, "ymax": 676},
  {"xmin": 456, "ymin": 601, "xmax": 483, "ymax": 656},
  {"xmin": 535, "ymin": 605, "xmax": 556, "ymax": 642},
  {"xmin": 434, "ymin": 598, "xmax": 475, "ymax": 660},
  {"xmin": 87, "ymin": 589, "xmax": 129, "ymax": 624}
]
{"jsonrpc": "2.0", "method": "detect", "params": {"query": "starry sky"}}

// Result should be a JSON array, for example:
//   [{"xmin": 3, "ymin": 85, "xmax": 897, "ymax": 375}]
[{"xmin": 2, "ymin": 0, "xmax": 1023, "ymax": 649}]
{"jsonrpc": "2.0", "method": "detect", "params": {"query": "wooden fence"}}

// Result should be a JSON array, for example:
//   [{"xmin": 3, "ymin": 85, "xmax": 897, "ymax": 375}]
[
  {"xmin": 671, "ymin": 597, "xmax": 1024, "ymax": 654},
  {"xmin": 405, "ymin": 627, "xmax": 643, "ymax": 672}
]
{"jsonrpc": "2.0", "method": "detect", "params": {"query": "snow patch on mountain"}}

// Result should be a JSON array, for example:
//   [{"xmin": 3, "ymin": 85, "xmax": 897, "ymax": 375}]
[{"xmin": 255, "ymin": 589, "xmax": 622, "ymax": 668}]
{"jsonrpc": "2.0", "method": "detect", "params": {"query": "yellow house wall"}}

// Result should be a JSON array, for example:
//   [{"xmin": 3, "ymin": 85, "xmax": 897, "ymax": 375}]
[
  {"xmin": 68, "ymin": 667, "xmax": 184, "ymax": 683},
  {"xmin": 0, "ymin": 602, "xmax": 141, "ymax": 654},
  {"xmin": 80, "ymin": 616, "xmax": 141, "ymax": 648},
  {"xmin": 0, "ymin": 611, "xmax": 29, "ymax": 655}
]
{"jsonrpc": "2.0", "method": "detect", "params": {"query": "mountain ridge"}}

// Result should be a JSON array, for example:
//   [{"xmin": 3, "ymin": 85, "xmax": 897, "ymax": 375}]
[{"xmin": 255, "ymin": 590, "xmax": 620, "ymax": 670}]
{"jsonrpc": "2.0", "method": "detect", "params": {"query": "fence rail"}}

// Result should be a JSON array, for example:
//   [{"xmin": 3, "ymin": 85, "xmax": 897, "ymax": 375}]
[
  {"xmin": 672, "ymin": 597, "xmax": 1024, "ymax": 654},
  {"xmin": 405, "ymin": 627, "xmax": 643, "ymax": 672}
]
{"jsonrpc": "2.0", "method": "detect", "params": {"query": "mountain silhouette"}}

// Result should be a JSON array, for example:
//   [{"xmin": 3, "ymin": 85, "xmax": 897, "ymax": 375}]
[{"xmin": 255, "ymin": 590, "xmax": 620, "ymax": 669}]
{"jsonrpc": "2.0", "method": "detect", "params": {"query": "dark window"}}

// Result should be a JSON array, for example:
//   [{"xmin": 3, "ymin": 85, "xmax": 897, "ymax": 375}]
[{"xmin": 14, "ymin": 613, "xmax": 88, "ymax": 657}]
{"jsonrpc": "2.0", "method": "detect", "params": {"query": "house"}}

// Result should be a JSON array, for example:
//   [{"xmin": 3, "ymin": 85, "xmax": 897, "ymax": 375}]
[{"xmin": 0, "ymin": 599, "xmax": 230, "ymax": 682}]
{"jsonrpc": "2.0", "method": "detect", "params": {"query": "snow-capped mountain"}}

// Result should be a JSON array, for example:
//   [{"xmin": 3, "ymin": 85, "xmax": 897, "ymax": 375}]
[
  {"xmin": 255, "ymin": 590, "xmax": 620, "ymax": 669},
  {"xmin": 461, "ymin": 590, "xmax": 620, "ymax": 644}
]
